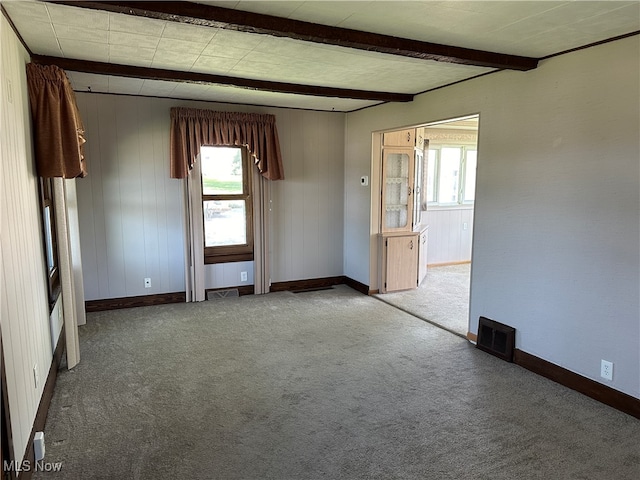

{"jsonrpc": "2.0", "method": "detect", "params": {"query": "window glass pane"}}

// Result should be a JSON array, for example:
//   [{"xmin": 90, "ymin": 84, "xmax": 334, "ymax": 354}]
[
  {"xmin": 427, "ymin": 150, "xmax": 437, "ymax": 203},
  {"xmin": 438, "ymin": 147, "xmax": 461, "ymax": 204},
  {"xmin": 201, "ymin": 147, "xmax": 243, "ymax": 195},
  {"xmin": 44, "ymin": 205, "xmax": 55, "ymax": 273},
  {"xmin": 384, "ymin": 152, "xmax": 410, "ymax": 229},
  {"xmin": 464, "ymin": 149, "xmax": 477, "ymax": 202},
  {"xmin": 204, "ymin": 200, "xmax": 247, "ymax": 247}
]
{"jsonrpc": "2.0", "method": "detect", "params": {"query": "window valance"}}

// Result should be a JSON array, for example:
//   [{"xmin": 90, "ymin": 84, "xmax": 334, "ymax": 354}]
[
  {"xmin": 170, "ymin": 107, "xmax": 284, "ymax": 181},
  {"xmin": 26, "ymin": 63, "xmax": 87, "ymax": 178}
]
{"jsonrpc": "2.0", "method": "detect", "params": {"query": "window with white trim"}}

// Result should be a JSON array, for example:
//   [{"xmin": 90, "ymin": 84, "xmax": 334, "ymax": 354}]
[{"xmin": 426, "ymin": 145, "xmax": 477, "ymax": 206}]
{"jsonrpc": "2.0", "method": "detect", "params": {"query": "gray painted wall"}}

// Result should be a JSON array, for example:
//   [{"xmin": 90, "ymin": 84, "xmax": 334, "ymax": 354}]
[
  {"xmin": 75, "ymin": 94, "xmax": 345, "ymax": 300},
  {"xmin": 344, "ymin": 36, "xmax": 639, "ymax": 398}
]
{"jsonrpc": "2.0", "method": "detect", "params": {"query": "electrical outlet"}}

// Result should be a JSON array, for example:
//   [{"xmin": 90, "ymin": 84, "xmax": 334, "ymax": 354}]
[
  {"xmin": 463, "ymin": 222, "xmax": 468, "ymax": 230},
  {"xmin": 240, "ymin": 271, "xmax": 248, "ymax": 282},
  {"xmin": 600, "ymin": 359, "xmax": 613, "ymax": 380},
  {"xmin": 33, "ymin": 364, "xmax": 39, "ymax": 389},
  {"xmin": 144, "ymin": 277, "xmax": 151, "ymax": 288}
]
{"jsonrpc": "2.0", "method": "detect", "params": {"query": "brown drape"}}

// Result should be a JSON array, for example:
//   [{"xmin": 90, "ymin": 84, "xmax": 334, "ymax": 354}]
[
  {"xmin": 170, "ymin": 107, "xmax": 284, "ymax": 180},
  {"xmin": 26, "ymin": 63, "xmax": 87, "ymax": 178}
]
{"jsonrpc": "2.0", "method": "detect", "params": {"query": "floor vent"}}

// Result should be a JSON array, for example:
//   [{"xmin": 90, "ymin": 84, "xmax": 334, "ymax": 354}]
[
  {"xmin": 476, "ymin": 317, "xmax": 515, "ymax": 362},
  {"xmin": 206, "ymin": 289, "xmax": 240, "ymax": 300}
]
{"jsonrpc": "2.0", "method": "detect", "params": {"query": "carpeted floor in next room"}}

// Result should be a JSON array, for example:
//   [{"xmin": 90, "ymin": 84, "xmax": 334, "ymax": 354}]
[
  {"xmin": 36, "ymin": 285, "xmax": 639, "ymax": 480},
  {"xmin": 375, "ymin": 263, "xmax": 471, "ymax": 338}
]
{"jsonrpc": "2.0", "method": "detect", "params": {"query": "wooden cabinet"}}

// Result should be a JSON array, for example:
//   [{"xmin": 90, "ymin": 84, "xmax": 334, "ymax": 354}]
[
  {"xmin": 380, "ymin": 232, "xmax": 419, "ymax": 293},
  {"xmin": 378, "ymin": 128, "xmax": 429, "ymax": 294},
  {"xmin": 383, "ymin": 129, "xmax": 414, "ymax": 147}
]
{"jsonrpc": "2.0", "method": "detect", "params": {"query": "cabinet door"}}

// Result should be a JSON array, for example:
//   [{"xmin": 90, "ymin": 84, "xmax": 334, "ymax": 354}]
[
  {"xmin": 383, "ymin": 129, "xmax": 414, "ymax": 147},
  {"xmin": 418, "ymin": 229, "xmax": 428, "ymax": 285},
  {"xmin": 385, "ymin": 235, "xmax": 418, "ymax": 291},
  {"xmin": 382, "ymin": 148, "xmax": 414, "ymax": 232},
  {"xmin": 413, "ymin": 147, "xmax": 424, "ymax": 228}
]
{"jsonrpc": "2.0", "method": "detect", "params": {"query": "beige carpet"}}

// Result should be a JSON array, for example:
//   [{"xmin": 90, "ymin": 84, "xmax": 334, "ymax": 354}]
[
  {"xmin": 375, "ymin": 263, "xmax": 471, "ymax": 337},
  {"xmin": 35, "ymin": 285, "xmax": 639, "ymax": 479}
]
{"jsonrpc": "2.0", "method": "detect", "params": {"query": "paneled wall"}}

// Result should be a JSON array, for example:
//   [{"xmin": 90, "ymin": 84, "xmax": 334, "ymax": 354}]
[
  {"xmin": 75, "ymin": 94, "xmax": 185, "ymax": 300},
  {"xmin": 0, "ymin": 15, "xmax": 54, "ymax": 463},
  {"xmin": 74, "ymin": 94, "xmax": 345, "ymax": 300},
  {"xmin": 423, "ymin": 207, "xmax": 473, "ymax": 265},
  {"xmin": 271, "ymin": 108, "xmax": 344, "ymax": 282}
]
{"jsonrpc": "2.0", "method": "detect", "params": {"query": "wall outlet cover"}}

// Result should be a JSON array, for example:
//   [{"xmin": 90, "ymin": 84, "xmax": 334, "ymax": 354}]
[{"xmin": 600, "ymin": 359, "xmax": 613, "ymax": 380}]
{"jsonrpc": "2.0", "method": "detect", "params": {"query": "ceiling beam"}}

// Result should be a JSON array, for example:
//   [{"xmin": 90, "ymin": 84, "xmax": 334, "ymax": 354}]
[
  {"xmin": 48, "ymin": 1, "xmax": 538, "ymax": 71},
  {"xmin": 31, "ymin": 55, "xmax": 414, "ymax": 103}
]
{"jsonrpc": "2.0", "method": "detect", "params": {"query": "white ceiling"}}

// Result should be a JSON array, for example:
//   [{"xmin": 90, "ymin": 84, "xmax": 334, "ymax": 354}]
[{"xmin": 3, "ymin": 0, "xmax": 639, "ymax": 112}]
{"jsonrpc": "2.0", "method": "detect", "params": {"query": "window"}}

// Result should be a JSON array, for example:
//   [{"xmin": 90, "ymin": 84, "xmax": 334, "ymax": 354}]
[
  {"xmin": 426, "ymin": 145, "xmax": 477, "ymax": 206},
  {"xmin": 201, "ymin": 146, "xmax": 253, "ymax": 264},
  {"xmin": 39, "ymin": 177, "xmax": 60, "ymax": 305}
]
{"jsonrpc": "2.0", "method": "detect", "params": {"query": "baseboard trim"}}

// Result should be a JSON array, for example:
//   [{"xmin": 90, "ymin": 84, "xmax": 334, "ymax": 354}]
[
  {"xmin": 270, "ymin": 276, "xmax": 345, "ymax": 293},
  {"xmin": 427, "ymin": 260, "xmax": 471, "ymax": 268},
  {"xmin": 16, "ymin": 326, "xmax": 66, "ymax": 479},
  {"xmin": 85, "ymin": 292, "xmax": 186, "ymax": 312},
  {"xmin": 514, "ymin": 349, "xmax": 640, "ymax": 419},
  {"xmin": 466, "ymin": 332, "xmax": 477, "ymax": 343},
  {"xmin": 86, "ymin": 278, "xmax": 373, "ymax": 312},
  {"xmin": 343, "ymin": 276, "xmax": 369, "ymax": 295}
]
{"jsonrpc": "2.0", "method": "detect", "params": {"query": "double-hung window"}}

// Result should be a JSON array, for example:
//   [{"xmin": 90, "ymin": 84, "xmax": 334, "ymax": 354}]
[
  {"xmin": 39, "ymin": 177, "xmax": 60, "ymax": 305},
  {"xmin": 426, "ymin": 145, "xmax": 477, "ymax": 206},
  {"xmin": 200, "ymin": 146, "xmax": 254, "ymax": 264}
]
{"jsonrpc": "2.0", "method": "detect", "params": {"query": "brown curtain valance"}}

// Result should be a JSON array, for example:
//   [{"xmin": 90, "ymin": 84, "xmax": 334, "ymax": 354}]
[
  {"xmin": 26, "ymin": 63, "xmax": 87, "ymax": 178},
  {"xmin": 170, "ymin": 107, "xmax": 284, "ymax": 180}
]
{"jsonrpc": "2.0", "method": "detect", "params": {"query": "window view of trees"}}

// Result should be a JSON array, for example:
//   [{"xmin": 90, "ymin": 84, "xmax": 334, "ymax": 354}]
[{"xmin": 200, "ymin": 146, "xmax": 253, "ymax": 263}]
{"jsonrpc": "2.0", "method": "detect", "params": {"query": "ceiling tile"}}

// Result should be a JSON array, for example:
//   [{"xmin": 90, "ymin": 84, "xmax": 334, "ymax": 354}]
[
  {"xmin": 139, "ymin": 79, "xmax": 177, "ymax": 96},
  {"xmin": 230, "ymin": 1, "xmax": 305, "ymax": 17},
  {"xmin": 67, "ymin": 72, "xmax": 109, "ymax": 93},
  {"xmin": 109, "ymin": 45, "xmax": 156, "ymax": 67},
  {"xmin": 109, "ymin": 31, "xmax": 160, "ymax": 50},
  {"xmin": 172, "ymin": 82, "xmax": 213, "ymax": 99},
  {"xmin": 53, "ymin": 24, "xmax": 108, "ymax": 43},
  {"xmin": 108, "ymin": 76, "xmax": 145, "ymax": 94},
  {"xmin": 152, "ymin": 51, "xmax": 200, "ymax": 70},
  {"xmin": 156, "ymin": 37, "xmax": 209, "ymax": 55},
  {"xmin": 191, "ymin": 55, "xmax": 241, "ymax": 73},
  {"xmin": 208, "ymin": 29, "xmax": 264, "ymax": 50},
  {"xmin": 200, "ymin": 43, "xmax": 252, "ymax": 60},
  {"xmin": 161, "ymin": 22, "xmax": 217, "ymax": 44},
  {"xmin": 58, "ymin": 39, "xmax": 109, "ymax": 62},
  {"xmin": 108, "ymin": 12, "xmax": 166, "ymax": 37},
  {"xmin": 2, "ymin": 0, "xmax": 51, "ymax": 23},
  {"xmin": 45, "ymin": 3, "xmax": 109, "ymax": 30},
  {"xmin": 8, "ymin": 18, "xmax": 58, "ymax": 48},
  {"xmin": 288, "ymin": 1, "xmax": 373, "ymax": 26}
]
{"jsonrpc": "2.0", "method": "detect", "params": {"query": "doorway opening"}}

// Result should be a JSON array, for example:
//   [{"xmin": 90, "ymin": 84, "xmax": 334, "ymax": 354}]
[{"xmin": 374, "ymin": 115, "xmax": 479, "ymax": 338}]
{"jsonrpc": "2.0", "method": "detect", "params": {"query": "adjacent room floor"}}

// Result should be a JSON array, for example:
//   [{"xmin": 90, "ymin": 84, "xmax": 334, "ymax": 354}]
[
  {"xmin": 36, "ymin": 285, "xmax": 639, "ymax": 480},
  {"xmin": 375, "ymin": 263, "xmax": 471, "ymax": 337}
]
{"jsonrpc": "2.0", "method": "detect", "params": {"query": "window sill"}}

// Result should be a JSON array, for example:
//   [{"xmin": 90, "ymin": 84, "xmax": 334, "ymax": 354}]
[
  {"xmin": 205, "ymin": 252, "xmax": 254, "ymax": 264},
  {"xmin": 427, "ymin": 204, "xmax": 474, "ymax": 211}
]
